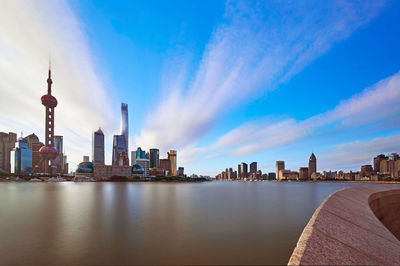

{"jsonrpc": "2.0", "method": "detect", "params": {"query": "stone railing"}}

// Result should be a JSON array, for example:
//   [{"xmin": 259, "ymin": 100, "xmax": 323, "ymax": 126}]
[{"xmin": 288, "ymin": 185, "xmax": 400, "ymax": 265}]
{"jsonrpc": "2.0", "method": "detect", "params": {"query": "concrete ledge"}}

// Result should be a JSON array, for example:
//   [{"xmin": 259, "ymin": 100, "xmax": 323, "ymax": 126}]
[{"xmin": 288, "ymin": 185, "xmax": 400, "ymax": 265}]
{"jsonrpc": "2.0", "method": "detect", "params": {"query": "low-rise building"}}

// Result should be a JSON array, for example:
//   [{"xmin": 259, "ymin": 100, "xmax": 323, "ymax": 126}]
[{"xmin": 93, "ymin": 165, "xmax": 131, "ymax": 179}]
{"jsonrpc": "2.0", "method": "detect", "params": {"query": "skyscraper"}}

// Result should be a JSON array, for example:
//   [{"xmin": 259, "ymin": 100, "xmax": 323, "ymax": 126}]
[
  {"xmin": 168, "ymin": 150, "xmax": 177, "ymax": 176},
  {"xmin": 38, "ymin": 68, "xmax": 58, "ymax": 174},
  {"xmin": 149, "ymin": 148, "xmax": 159, "ymax": 168},
  {"xmin": 120, "ymin": 103, "xmax": 129, "ymax": 156},
  {"xmin": 240, "ymin": 162, "xmax": 248, "ymax": 178},
  {"xmin": 0, "ymin": 132, "xmax": 17, "ymax": 172},
  {"xmin": 276, "ymin": 161, "xmax": 285, "ymax": 180},
  {"xmin": 11, "ymin": 137, "xmax": 32, "ymax": 176},
  {"xmin": 308, "ymin": 153, "xmax": 317, "ymax": 178},
  {"xmin": 93, "ymin": 128, "xmax": 105, "ymax": 165},
  {"xmin": 112, "ymin": 134, "xmax": 126, "ymax": 165},
  {"xmin": 250, "ymin": 162, "xmax": 257, "ymax": 175},
  {"xmin": 237, "ymin": 164, "xmax": 242, "ymax": 179},
  {"xmin": 23, "ymin": 133, "xmax": 44, "ymax": 173}
]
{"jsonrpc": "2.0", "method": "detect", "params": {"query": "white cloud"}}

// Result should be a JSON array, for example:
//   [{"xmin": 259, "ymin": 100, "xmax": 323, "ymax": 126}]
[
  {"xmin": 135, "ymin": 0, "xmax": 384, "ymax": 161},
  {"xmin": 0, "ymin": 0, "xmax": 116, "ymax": 170},
  {"xmin": 211, "ymin": 70, "xmax": 400, "ymax": 157},
  {"xmin": 319, "ymin": 134, "xmax": 400, "ymax": 171}
]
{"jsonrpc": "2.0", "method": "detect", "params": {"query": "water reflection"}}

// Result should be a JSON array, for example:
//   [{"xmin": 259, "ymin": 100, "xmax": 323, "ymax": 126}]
[{"xmin": 0, "ymin": 181, "xmax": 380, "ymax": 265}]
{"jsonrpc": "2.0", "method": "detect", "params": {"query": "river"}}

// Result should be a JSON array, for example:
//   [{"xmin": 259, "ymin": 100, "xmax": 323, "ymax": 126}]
[{"xmin": 0, "ymin": 181, "xmax": 378, "ymax": 265}]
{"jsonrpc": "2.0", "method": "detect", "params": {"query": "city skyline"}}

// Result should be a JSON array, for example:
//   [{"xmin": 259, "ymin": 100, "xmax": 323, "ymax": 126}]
[{"xmin": 0, "ymin": 1, "xmax": 400, "ymax": 175}]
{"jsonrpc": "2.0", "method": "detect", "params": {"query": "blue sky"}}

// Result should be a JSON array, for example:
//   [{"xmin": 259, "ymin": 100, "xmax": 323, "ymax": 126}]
[{"xmin": 1, "ymin": 0, "xmax": 400, "ymax": 175}]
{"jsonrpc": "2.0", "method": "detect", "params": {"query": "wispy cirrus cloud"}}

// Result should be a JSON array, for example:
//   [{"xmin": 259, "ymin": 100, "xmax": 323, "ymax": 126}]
[
  {"xmin": 210, "ymin": 70, "xmax": 400, "ymax": 157},
  {"xmin": 135, "ymin": 0, "xmax": 385, "ymax": 159},
  {"xmin": 0, "ymin": 0, "xmax": 116, "ymax": 169}
]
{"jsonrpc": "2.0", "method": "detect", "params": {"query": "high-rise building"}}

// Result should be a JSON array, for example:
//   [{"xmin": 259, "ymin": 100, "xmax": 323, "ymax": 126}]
[
  {"xmin": 168, "ymin": 150, "xmax": 177, "ymax": 176},
  {"xmin": 38, "ymin": 68, "xmax": 59, "ymax": 174},
  {"xmin": 120, "ymin": 103, "xmax": 129, "ymax": 157},
  {"xmin": 308, "ymin": 153, "xmax": 317, "ymax": 178},
  {"xmin": 160, "ymin": 158, "xmax": 172, "ymax": 176},
  {"xmin": 178, "ymin": 167, "xmax": 184, "ymax": 177},
  {"xmin": 240, "ymin": 162, "xmax": 248, "ymax": 178},
  {"xmin": 150, "ymin": 148, "xmax": 159, "ymax": 168},
  {"xmin": 237, "ymin": 164, "xmax": 242, "ymax": 179},
  {"xmin": 250, "ymin": 162, "xmax": 257, "ymax": 175},
  {"xmin": 11, "ymin": 138, "xmax": 32, "ymax": 176},
  {"xmin": 93, "ymin": 128, "xmax": 105, "ymax": 165},
  {"xmin": 276, "ymin": 161, "xmax": 285, "ymax": 180},
  {"xmin": 373, "ymin": 154, "xmax": 386, "ymax": 172},
  {"xmin": 373, "ymin": 153, "xmax": 400, "ymax": 178},
  {"xmin": 23, "ymin": 133, "xmax": 44, "ymax": 173},
  {"xmin": 299, "ymin": 167, "xmax": 309, "ymax": 180},
  {"xmin": 112, "ymin": 135, "xmax": 126, "ymax": 165},
  {"xmin": 136, "ymin": 158, "xmax": 150, "ymax": 177},
  {"xmin": 0, "ymin": 132, "xmax": 17, "ymax": 172}
]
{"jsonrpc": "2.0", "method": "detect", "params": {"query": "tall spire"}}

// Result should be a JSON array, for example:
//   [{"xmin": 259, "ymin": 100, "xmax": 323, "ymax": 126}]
[{"xmin": 47, "ymin": 57, "xmax": 52, "ymax": 94}]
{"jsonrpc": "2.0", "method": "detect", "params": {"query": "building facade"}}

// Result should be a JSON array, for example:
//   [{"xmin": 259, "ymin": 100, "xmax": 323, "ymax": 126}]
[
  {"xmin": 308, "ymin": 153, "xmax": 317, "ymax": 178},
  {"xmin": 299, "ymin": 167, "xmax": 309, "ymax": 180},
  {"xmin": 240, "ymin": 162, "xmax": 248, "ymax": 179},
  {"xmin": 168, "ymin": 150, "xmax": 177, "ymax": 176},
  {"xmin": 136, "ymin": 158, "xmax": 150, "ymax": 177},
  {"xmin": 150, "ymin": 148, "xmax": 160, "ymax": 168},
  {"xmin": 112, "ymin": 134, "xmax": 126, "ymax": 165},
  {"xmin": 93, "ymin": 164, "xmax": 131, "ymax": 179},
  {"xmin": 120, "ymin": 103, "xmax": 129, "ymax": 157},
  {"xmin": 92, "ymin": 128, "xmax": 105, "ymax": 165},
  {"xmin": 0, "ymin": 132, "xmax": 17, "ymax": 172},
  {"xmin": 160, "ymin": 158, "xmax": 172, "ymax": 176},
  {"xmin": 11, "ymin": 138, "xmax": 32, "ymax": 176},
  {"xmin": 276, "ymin": 161, "xmax": 285, "ymax": 180},
  {"xmin": 249, "ymin": 162, "xmax": 257, "ymax": 175},
  {"xmin": 178, "ymin": 167, "xmax": 184, "ymax": 177},
  {"xmin": 373, "ymin": 153, "xmax": 400, "ymax": 178}
]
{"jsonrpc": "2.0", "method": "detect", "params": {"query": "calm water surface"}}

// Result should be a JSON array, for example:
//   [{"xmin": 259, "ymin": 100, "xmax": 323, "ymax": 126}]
[{"xmin": 0, "ymin": 181, "xmax": 378, "ymax": 265}]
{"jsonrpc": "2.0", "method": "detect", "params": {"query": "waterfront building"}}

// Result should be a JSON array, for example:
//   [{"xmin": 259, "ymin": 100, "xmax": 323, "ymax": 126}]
[
  {"xmin": 11, "ymin": 138, "xmax": 32, "ymax": 176},
  {"xmin": 0, "ymin": 132, "xmax": 17, "ymax": 172},
  {"xmin": 132, "ymin": 164, "xmax": 145, "ymax": 177},
  {"xmin": 308, "ymin": 153, "xmax": 317, "ymax": 178},
  {"xmin": 240, "ymin": 162, "xmax": 248, "ymax": 179},
  {"xmin": 361, "ymin": 165, "xmax": 374, "ymax": 177},
  {"xmin": 168, "ymin": 150, "xmax": 177, "ymax": 176},
  {"xmin": 22, "ymin": 133, "xmax": 44, "ymax": 173},
  {"xmin": 135, "ymin": 147, "xmax": 146, "ymax": 159},
  {"xmin": 112, "ymin": 134, "xmax": 126, "ymax": 165},
  {"xmin": 178, "ymin": 167, "xmax": 184, "ymax": 177},
  {"xmin": 75, "ymin": 161, "xmax": 94, "ymax": 178},
  {"xmin": 53, "ymin": 135, "xmax": 66, "ymax": 174},
  {"xmin": 160, "ymin": 158, "xmax": 172, "ymax": 176},
  {"xmin": 63, "ymin": 155, "xmax": 69, "ymax": 174},
  {"xmin": 250, "ymin": 162, "xmax": 257, "ymax": 175},
  {"xmin": 227, "ymin": 168, "xmax": 234, "ymax": 179},
  {"xmin": 373, "ymin": 153, "xmax": 400, "ymax": 178},
  {"xmin": 120, "ymin": 103, "xmax": 129, "ymax": 158},
  {"xmin": 38, "ymin": 68, "xmax": 59, "ymax": 174},
  {"xmin": 149, "ymin": 167, "xmax": 164, "ymax": 177},
  {"xmin": 280, "ymin": 169, "xmax": 298, "ymax": 180},
  {"xmin": 237, "ymin": 164, "xmax": 241, "ymax": 179},
  {"xmin": 268, "ymin": 172, "xmax": 276, "ymax": 180},
  {"xmin": 92, "ymin": 128, "xmax": 105, "ymax": 165},
  {"xmin": 116, "ymin": 152, "xmax": 129, "ymax": 166},
  {"xmin": 93, "ymin": 164, "xmax": 131, "ymax": 179},
  {"xmin": 150, "ymin": 148, "xmax": 160, "ymax": 168},
  {"xmin": 83, "ymin": 156, "xmax": 90, "ymax": 162},
  {"xmin": 299, "ymin": 167, "xmax": 309, "ymax": 180},
  {"xmin": 136, "ymin": 158, "xmax": 150, "ymax": 177},
  {"xmin": 276, "ymin": 161, "xmax": 285, "ymax": 180}
]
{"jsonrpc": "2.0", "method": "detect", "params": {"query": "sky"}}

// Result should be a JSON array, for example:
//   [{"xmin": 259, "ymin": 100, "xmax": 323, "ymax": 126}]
[{"xmin": 1, "ymin": 0, "xmax": 400, "ymax": 176}]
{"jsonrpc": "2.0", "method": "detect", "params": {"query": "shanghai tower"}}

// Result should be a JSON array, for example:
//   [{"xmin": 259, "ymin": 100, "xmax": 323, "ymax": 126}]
[{"xmin": 120, "ymin": 103, "xmax": 129, "ymax": 156}]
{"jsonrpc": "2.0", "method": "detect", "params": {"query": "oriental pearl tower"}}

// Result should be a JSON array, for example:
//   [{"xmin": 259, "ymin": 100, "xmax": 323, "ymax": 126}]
[{"xmin": 38, "ymin": 67, "xmax": 58, "ymax": 174}]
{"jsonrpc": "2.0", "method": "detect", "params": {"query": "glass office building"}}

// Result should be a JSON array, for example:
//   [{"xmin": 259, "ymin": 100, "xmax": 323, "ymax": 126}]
[
  {"xmin": 149, "ymin": 148, "xmax": 159, "ymax": 168},
  {"xmin": 120, "ymin": 103, "xmax": 129, "ymax": 157},
  {"xmin": 11, "ymin": 138, "xmax": 32, "ymax": 176},
  {"xmin": 112, "ymin": 135, "xmax": 126, "ymax": 165}
]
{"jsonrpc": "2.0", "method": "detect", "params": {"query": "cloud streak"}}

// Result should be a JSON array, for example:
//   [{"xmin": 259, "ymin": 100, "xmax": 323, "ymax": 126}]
[
  {"xmin": 135, "ymin": 0, "xmax": 384, "ymax": 159},
  {"xmin": 0, "ymin": 0, "xmax": 116, "ymax": 169}
]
